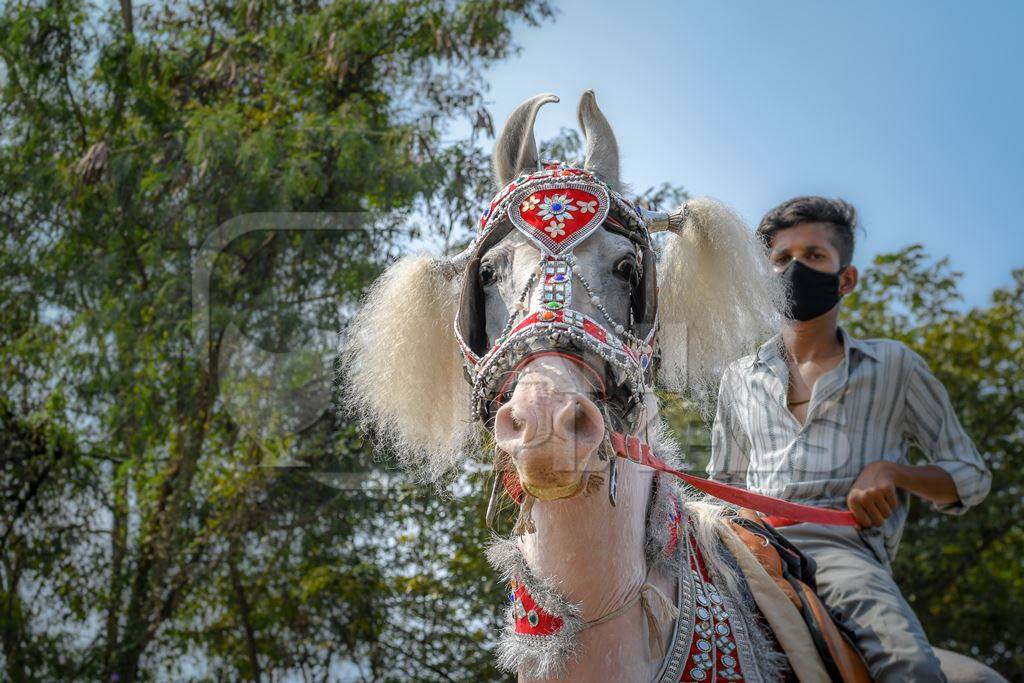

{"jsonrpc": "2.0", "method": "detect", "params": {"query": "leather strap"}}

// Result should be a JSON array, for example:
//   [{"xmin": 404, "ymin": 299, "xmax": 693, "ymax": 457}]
[
  {"xmin": 609, "ymin": 432, "xmax": 857, "ymax": 527},
  {"xmin": 762, "ymin": 514, "xmax": 801, "ymax": 528}
]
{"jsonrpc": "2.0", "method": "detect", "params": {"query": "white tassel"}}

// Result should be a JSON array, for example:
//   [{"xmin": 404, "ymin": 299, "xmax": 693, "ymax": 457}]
[
  {"xmin": 640, "ymin": 583, "xmax": 680, "ymax": 661},
  {"xmin": 513, "ymin": 495, "xmax": 536, "ymax": 536}
]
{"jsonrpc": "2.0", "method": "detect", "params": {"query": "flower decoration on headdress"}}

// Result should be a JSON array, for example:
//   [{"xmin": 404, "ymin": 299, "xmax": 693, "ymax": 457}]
[
  {"xmin": 545, "ymin": 221, "xmax": 566, "ymax": 237},
  {"xmin": 538, "ymin": 194, "xmax": 576, "ymax": 222}
]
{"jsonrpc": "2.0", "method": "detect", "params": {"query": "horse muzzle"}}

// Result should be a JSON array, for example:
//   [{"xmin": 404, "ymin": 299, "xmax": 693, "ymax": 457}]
[{"xmin": 494, "ymin": 356, "xmax": 606, "ymax": 500}]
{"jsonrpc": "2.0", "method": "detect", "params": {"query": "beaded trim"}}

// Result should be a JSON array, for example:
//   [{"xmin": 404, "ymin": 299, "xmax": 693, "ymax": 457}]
[
  {"xmin": 652, "ymin": 486, "xmax": 778, "ymax": 683},
  {"xmin": 686, "ymin": 537, "xmax": 753, "ymax": 681}
]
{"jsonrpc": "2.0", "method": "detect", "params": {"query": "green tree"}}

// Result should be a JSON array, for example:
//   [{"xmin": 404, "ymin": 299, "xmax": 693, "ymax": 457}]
[{"xmin": 0, "ymin": 0, "xmax": 552, "ymax": 680}]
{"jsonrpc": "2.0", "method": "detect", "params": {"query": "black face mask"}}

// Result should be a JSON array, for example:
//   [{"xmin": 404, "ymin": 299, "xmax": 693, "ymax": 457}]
[{"xmin": 780, "ymin": 260, "xmax": 844, "ymax": 321}]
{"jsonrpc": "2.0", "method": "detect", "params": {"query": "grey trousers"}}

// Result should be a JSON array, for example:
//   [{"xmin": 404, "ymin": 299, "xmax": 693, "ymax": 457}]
[{"xmin": 778, "ymin": 522, "xmax": 946, "ymax": 683}]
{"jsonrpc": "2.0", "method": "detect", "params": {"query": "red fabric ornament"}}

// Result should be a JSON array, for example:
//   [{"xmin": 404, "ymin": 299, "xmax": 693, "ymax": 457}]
[
  {"xmin": 512, "ymin": 188, "xmax": 606, "ymax": 254},
  {"xmin": 511, "ymin": 579, "xmax": 565, "ymax": 637},
  {"xmin": 681, "ymin": 533, "xmax": 745, "ymax": 682}
]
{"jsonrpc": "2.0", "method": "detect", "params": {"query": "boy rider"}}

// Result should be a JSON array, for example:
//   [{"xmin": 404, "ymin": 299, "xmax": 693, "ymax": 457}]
[{"xmin": 708, "ymin": 196, "xmax": 991, "ymax": 681}]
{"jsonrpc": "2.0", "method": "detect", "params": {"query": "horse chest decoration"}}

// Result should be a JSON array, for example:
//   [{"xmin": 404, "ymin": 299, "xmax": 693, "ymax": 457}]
[{"xmin": 343, "ymin": 91, "xmax": 801, "ymax": 682}]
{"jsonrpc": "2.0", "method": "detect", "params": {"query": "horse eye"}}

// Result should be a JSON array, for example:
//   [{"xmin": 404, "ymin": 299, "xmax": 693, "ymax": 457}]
[
  {"xmin": 479, "ymin": 263, "xmax": 498, "ymax": 286},
  {"xmin": 613, "ymin": 256, "xmax": 638, "ymax": 281}
]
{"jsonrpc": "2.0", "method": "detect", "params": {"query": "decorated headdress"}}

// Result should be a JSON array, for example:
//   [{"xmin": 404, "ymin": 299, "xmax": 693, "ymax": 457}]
[{"xmin": 453, "ymin": 160, "xmax": 663, "ymax": 427}]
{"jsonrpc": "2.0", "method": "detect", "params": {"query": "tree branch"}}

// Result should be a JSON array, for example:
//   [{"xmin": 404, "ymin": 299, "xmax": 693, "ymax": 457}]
[{"xmin": 120, "ymin": 0, "xmax": 134, "ymax": 37}]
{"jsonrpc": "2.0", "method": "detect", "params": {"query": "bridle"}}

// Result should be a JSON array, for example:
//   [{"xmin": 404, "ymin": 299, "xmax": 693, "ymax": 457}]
[
  {"xmin": 453, "ymin": 162, "xmax": 658, "ymax": 435},
  {"xmin": 449, "ymin": 161, "xmax": 663, "ymax": 521}
]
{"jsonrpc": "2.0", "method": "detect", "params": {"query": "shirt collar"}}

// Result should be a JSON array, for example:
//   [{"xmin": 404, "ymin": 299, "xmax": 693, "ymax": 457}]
[
  {"xmin": 839, "ymin": 327, "xmax": 881, "ymax": 362},
  {"xmin": 749, "ymin": 333, "xmax": 783, "ymax": 370},
  {"xmin": 748, "ymin": 326, "xmax": 879, "ymax": 369}
]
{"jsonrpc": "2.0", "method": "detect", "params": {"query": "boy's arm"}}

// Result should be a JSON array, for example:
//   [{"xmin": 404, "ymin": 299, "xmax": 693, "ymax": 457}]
[
  {"xmin": 708, "ymin": 366, "xmax": 751, "ymax": 487},
  {"xmin": 848, "ymin": 348, "xmax": 992, "ymax": 528},
  {"xmin": 901, "ymin": 349, "xmax": 991, "ymax": 513}
]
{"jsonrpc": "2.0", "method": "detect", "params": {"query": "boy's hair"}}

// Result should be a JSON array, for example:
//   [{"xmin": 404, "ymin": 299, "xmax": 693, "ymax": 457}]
[{"xmin": 756, "ymin": 196, "xmax": 858, "ymax": 267}]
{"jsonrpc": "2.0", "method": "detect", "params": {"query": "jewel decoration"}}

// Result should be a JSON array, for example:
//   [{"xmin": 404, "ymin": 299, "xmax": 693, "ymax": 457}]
[
  {"xmin": 545, "ymin": 222, "xmax": 566, "ymax": 237},
  {"xmin": 684, "ymin": 534, "xmax": 746, "ymax": 682},
  {"xmin": 487, "ymin": 538, "xmax": 583, "ymax": 678},
  {"xmin": 536, "ymin": 257, "xmax": 573, "ymax": 315},
  {"xmin": 509, "ymin": 184, "xmax": 609, "ymax": 255},
  {"xmin": 538, "ymin": 193, "xmax": 575, "ymax": 221}
]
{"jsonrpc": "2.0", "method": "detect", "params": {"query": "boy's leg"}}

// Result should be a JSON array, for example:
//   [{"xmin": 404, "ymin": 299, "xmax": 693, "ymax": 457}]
[{"xmin": 779, "ymin": 522, "xmax": 946, "ymax": 683}]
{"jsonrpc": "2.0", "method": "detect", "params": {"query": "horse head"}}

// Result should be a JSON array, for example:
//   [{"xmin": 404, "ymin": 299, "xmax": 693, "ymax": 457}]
[{"xmin": 342, "ymin": 91, "xmax": 781, "ymax": 499}]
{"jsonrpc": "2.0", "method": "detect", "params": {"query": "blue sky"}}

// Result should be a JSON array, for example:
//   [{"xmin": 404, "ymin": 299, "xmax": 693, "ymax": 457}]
[{"xmin": 465, "ymin": 0, "xmax": 1023, "ymax": 306}]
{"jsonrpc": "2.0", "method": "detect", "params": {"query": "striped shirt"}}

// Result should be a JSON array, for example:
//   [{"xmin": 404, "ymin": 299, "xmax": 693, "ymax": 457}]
[{"xmin": 708, "ymin": 327, "xmax": 991, "ymax": 561}]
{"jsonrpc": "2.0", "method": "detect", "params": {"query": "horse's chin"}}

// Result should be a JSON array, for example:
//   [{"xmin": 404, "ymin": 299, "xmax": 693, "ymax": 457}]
[
  {"xmin": 520, "ymin": 476, "xmax": 587, "ymax": 501},
  {"xmin": 514, "ymin": 450, "xmax": 600, "ymax": 501}
]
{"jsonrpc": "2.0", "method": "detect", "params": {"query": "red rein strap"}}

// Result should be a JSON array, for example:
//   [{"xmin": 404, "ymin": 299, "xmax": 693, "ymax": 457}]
[{"xmin": 608, "ymin": 432, "xmax": 857, "ymax": 527}]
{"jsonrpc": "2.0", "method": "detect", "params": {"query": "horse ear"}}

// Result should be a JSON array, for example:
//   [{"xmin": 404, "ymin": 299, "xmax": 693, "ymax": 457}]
[
  {"xmin": 577, "ymin": 90, "xmax": 620, "ymax": 189},
  {"xmin": 493, "ymin": 93, "xmax": 559, "ymax": 187},
  {"xmin": 656, "ymin": 198, "xmax": 784, "ymax": 413},
  {"xmin": 340, "ymin": 254, "xmax": 473, "ymax": 481}
]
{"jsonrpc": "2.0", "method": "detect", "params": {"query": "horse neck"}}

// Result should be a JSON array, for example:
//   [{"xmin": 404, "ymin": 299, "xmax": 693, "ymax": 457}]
[{"xmin": 518, "ymin": 455, "xmax": 654, "ymax": 621}]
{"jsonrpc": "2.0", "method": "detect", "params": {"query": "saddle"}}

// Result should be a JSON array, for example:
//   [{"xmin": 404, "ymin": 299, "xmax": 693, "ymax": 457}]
[
  {"xmin": 610, "ymin": 434, "xmax": 870, "ymax": 680},
  {"xmin": 727, "ymin": 510, "xmax": 871, "ymax": 683}
]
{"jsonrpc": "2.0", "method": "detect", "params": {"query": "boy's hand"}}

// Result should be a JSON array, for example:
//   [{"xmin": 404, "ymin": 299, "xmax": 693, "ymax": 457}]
[{"xmin": 847, "ymin": 461, "xmax": 900, "ymax": 529}]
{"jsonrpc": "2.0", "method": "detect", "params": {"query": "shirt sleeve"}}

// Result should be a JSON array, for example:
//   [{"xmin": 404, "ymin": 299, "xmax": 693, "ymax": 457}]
[
  {"xmin": 902, "ymin": 348, "xmax": 992, "ymax": 514},
  {"xmin": 708, "ymin": 365, "xmax": 751, "ymax": 487}
]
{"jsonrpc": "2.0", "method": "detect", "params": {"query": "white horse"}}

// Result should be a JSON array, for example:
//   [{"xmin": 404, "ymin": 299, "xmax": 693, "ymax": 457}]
[{"xmin": 341, "ymin": 92, "xmax": 1004, "ymax": 683}]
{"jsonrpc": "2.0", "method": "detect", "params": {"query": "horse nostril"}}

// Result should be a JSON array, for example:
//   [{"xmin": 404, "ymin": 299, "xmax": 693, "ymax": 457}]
[
  {"xmin": 576, "ymin": 400, "xmax": 603, "ymax": 443},
  {"xmin": 574, "ymin": 402, "xmax": 587, "ymax": 433},
  {"xmin": 494, "ymin": 403, "xmax": 528, "ymax": 444},
  {"xmin": 554, "ymin": 396, "xmax": 604, "ymax": 449}
]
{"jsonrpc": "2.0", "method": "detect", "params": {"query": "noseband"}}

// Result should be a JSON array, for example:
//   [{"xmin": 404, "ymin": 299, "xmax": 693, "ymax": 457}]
[
  {"xmin": 454, "ymin": 162, "xmax": 660, "ymax": 433},
  {"xmin": 492, "ymin": 351, "xmax": 609, "ymax": 410}
]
